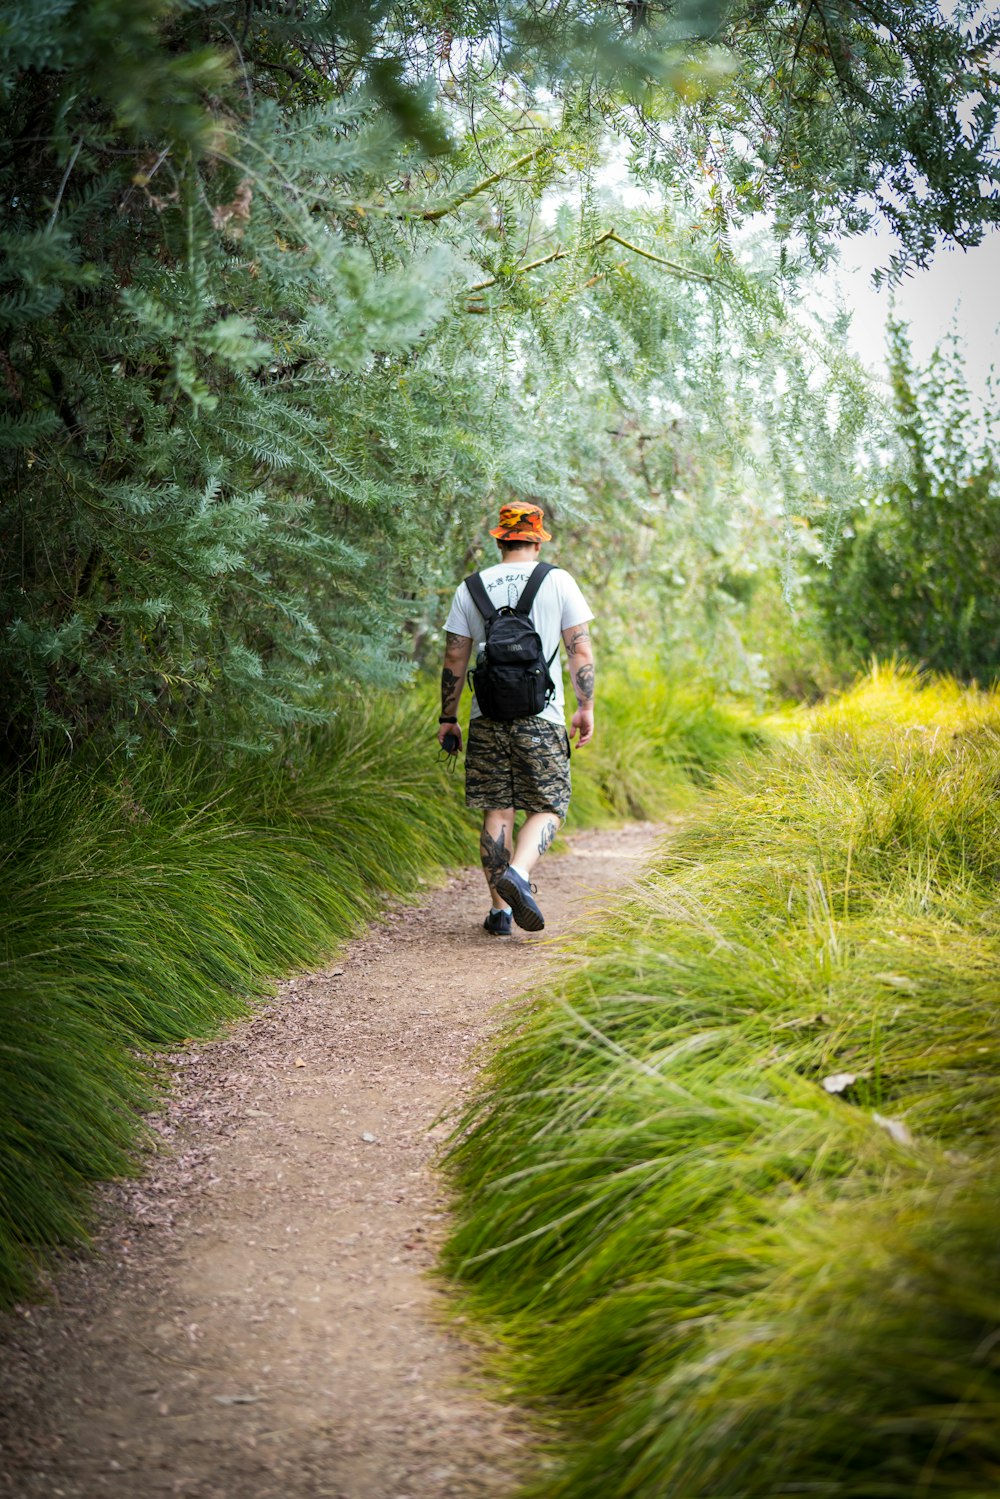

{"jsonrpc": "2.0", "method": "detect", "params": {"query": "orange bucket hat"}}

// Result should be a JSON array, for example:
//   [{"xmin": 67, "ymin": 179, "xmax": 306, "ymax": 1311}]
[{"xmin": 489, "ymin": 502, "xmax": 552, "ymax": 543}]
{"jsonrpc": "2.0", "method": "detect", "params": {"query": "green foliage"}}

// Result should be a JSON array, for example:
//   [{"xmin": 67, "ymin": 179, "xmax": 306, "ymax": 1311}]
[
  {"xmin": 394, "ymin": 0, "xmax": 1000, "ymax": 271},
  {"xmin": 0, "ymin": 4, "xmax": 478, "ymax": 756},
  {"xmin": 822, "ymin": 326, "xmax": 1000, "ymax": 683},
  {"xmin": 3, "ymin": 0, "xmax": 986, "ymax": 764},
  {"xmin": 702, "ymin": 0, "xmax": 1000, "ymax": 273},
  {"xmin": 734, "ymin": 564, "xmax": 849, "ymax": 702},
  {"xmin": 443, "ymin": 664, "xmax": 1000, "ymax": 1498}
]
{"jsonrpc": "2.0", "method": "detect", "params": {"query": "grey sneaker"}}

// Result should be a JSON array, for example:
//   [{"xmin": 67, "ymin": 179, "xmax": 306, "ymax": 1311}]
[
  {"xmin": 483, "ymin": 907, "xmax": 513, "ymax": 936},
  {"xmin": 495, "ymin": 867, "xmax": 544, "ymax": 932}
]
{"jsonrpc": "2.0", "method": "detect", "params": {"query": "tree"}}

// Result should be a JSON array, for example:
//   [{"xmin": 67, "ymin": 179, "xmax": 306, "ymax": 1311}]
[
  {"xmin": 648, "ymin": 0, "xmax": 1000, "ymax": 274},
  {"xmin": 4, "ymin": 0, "xmax": 986, "ymax": 759},
  {"xmin": 820, "ymin": 325, "xmax": 1000, "ymax": 682},
  {"xmin": 348, "ymin": 0, "xmax": 1000, "ymax": 270}
]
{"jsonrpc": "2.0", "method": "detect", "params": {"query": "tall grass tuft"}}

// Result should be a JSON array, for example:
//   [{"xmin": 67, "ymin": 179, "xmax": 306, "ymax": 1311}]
[
  {"xmin": 565, "ymin": 665, "xmax": 763, "ymax": 825},
  {"xmin": 443, "ymin": 664, "xmax": 1000, "ymax": 1497},
  {"xmin": 0, "ymin": 695, "xmax": 473, "ymax": 1304}
]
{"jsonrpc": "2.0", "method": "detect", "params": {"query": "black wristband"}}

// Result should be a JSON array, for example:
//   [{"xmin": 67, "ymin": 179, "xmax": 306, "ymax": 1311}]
[{"xmin": 438, "ymin": 715, "xmax": 458, "ymax": 724}]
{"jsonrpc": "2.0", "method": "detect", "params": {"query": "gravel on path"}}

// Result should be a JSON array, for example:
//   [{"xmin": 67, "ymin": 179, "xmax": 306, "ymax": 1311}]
[{"xmin": 0, "ymin": 823, "xmax": 661, "ymax": 1499}]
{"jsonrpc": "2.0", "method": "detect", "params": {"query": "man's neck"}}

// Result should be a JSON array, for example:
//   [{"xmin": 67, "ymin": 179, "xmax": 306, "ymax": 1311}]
[{"xmin": 498, "ymin": 548, "xmax": 540, "ymax": 565}]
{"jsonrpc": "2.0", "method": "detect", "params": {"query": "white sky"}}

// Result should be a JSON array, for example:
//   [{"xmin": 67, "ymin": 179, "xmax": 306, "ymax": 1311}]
[
  {"xmin": 592, "ymin": 149, "xmax": 999, "ymax": 402},
  {"xmin": 825, "ymin": 226, "xmax": 1000, "ymax": 401}
]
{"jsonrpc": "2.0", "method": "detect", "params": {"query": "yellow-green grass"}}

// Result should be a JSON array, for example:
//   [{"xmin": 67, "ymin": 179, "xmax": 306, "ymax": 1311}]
[
  {"xmin": 443, "ymin": 665, "xmax": 1000, "ymax": 1497},
  {"xmin": 566, "ymin": 666, "xmax": 763, "ymax": 824}
]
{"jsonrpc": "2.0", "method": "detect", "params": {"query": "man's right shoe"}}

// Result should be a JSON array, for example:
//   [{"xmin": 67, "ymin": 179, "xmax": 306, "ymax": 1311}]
[{"xmin": 495, "ymin": 866, "xmax": 545, "ymax": 932}]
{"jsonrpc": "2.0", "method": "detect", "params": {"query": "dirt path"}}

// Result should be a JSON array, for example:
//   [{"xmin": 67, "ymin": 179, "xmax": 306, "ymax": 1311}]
[{"xmin": 0, "ymin": 823, "xmax": 661, "ymax": 1499}]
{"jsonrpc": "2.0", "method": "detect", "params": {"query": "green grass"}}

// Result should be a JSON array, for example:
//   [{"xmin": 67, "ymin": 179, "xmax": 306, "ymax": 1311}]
[
  {"xmin": 0, "ymin": 669, "xmax": 751, "ymax": 1308},
  {"xmin": 442, "ymin": 664, "xmax": 1000, "ymax": 1497},
  {"xmin": 566, "ymin": 665, "xmax": 763, "ymax": 825},
  {"xmin": 0, "ymin": 694, "xmax": 474, "ymax": 1304}
]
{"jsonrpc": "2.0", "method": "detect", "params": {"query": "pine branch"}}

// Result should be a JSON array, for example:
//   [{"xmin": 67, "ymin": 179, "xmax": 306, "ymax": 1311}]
[
  {"xmin": 603, "ymin": 231, "xmax": 719, "ymax": 285},
  {"xmin": 468, "ymin": 241, "xmax": 576, "ymax": 290},
  {"xmin": 47, "ymin": 139, "xmax": 82, "ymax": 230},
  {"xmin": 465, "ymin": 271, "xmax": 604, "ymax": 314},
  {"xmin": 421, "ymin": 147, "xmax": 551, "ymax": 223},
  {"xmin": 467, "ymin": 228, "xmax": 720, "ymax": 294}
]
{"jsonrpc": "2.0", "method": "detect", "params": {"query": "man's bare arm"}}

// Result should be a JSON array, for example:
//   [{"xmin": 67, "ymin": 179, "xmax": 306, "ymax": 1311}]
[
  {"xmin": 438, "ymin": 631, "xmax": 473, "ymax": 747},
  {"xmin": 562, "ymin": 621, "xmax": 595, "ymax": 746}
]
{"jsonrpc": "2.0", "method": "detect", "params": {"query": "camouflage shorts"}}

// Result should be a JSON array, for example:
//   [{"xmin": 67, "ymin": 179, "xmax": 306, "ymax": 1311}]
[{"xmin": 465, "ymin": 716, "xmax": 572, "ymax": 819}]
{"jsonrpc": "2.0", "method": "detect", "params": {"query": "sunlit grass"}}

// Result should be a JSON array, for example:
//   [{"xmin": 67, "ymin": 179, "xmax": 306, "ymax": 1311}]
[
  {"xmin": 443, "ymin": 663, "xmax": 1000, "ymax": 1497},
  {"xmin": 568, "ymin": 665, "xmax": 763, "ymax": 824}
]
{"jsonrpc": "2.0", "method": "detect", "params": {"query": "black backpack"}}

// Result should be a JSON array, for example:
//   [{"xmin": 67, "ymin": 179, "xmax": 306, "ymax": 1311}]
[{"xmin": 464, "ymin": 563, "xmax": 559, "ymax": 722}]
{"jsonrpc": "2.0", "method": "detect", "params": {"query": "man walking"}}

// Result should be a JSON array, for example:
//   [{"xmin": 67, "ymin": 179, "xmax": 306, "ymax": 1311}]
[{"xmin": 436, "ymin": 502, "xmax": 595, "ymax": 934}]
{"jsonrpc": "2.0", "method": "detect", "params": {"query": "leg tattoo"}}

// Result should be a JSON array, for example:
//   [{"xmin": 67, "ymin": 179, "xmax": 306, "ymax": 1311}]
[
  {"xmin": 480, "ymin": 824, "xmax": 509, "ymax": 886},
  {"xmin": 537, "ymin": 819, "xmax": 558, "ymax": 857}
]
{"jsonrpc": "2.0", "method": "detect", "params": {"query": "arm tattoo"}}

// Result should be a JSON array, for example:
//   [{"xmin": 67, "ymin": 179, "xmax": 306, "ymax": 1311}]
[
  {"xmin": 567, "ymin": 625, "xmax": 591, "ymax": 658},
  {"xmin": 537, "ymin": 819, "xmax": 557, "ymax": 858},
  {"xmin": 441, "ymin": 666, "xmax": 462, "ymax": 714},
  {"xmin": 479, "ymin": 825, "xmax": 509, "ymax": 885},
  {"xmin": 446, "ymin": 630, "xmax": 471, "ymax": 650},
  {"xmin": 574, "ymin": 663, "xmax": 595, "ymax": 703}
]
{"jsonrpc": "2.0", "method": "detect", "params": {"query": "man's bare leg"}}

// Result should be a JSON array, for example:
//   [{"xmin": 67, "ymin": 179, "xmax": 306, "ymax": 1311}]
[
  {"xmin": 493, "ymin": 810, "xmax": 560, "ymax": 933},
  {"xmin": 480, "ymin": 808, "xmax": 515, "ymax": 905},
  {"xmin": 510, "ymin": 811, "xmax": 560, "ymax": 879}
]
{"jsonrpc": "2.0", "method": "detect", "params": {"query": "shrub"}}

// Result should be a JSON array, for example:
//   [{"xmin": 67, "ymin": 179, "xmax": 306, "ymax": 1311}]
[{"xmin": 820, "ymin": 327, "xmax": 1000, "ymax": 684}]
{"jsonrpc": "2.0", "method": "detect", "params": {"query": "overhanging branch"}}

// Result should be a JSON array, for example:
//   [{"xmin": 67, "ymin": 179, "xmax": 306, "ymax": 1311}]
[
  {"xmin": 421, "ymin": 146, "xmax": 552, "ymax": 223},
  {"xmin": 603, "ymin": 230, "xmax": 718, "ymax": 283},
  {"xmin": 467, "ymin": 226, "xmax": 719, "ymax": 295}
]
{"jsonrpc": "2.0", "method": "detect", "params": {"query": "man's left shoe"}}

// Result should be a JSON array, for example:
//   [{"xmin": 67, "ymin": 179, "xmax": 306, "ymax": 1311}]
[
  {"xmin": 483, "ymin": 907, "xmax": 513, "ymax": 936},
  {"xmin": 495, "ymin": 867, "xmax": 545, "ymax": 932}
]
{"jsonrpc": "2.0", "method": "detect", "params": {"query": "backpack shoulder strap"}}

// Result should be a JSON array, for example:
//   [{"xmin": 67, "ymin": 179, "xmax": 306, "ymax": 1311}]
[
  {"xmin": 463, "ymin": 571, "xmax": 497, "ymax": 623},
  {"xmin": 514, "ymin": 561, "xmax": 557, "ymax": 617}
]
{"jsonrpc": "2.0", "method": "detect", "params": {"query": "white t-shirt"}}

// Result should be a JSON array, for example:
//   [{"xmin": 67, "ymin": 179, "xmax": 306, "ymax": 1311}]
[{"xmin": 444, "ymin": 562, "xmax": 593, "ymax": 726}]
